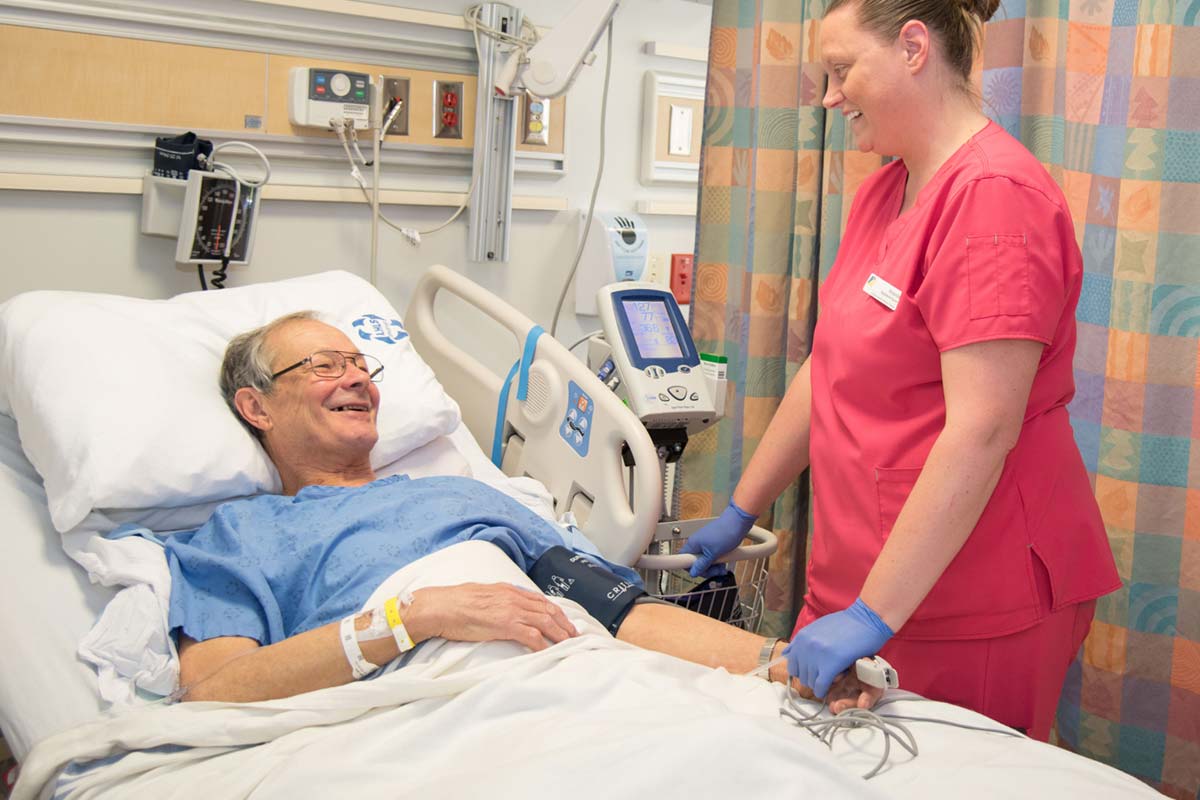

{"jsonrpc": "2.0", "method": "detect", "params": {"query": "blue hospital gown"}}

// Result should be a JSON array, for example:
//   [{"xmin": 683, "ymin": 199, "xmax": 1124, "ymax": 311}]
[{"xmin": 166, "ymin": 475, "xmax": 641, "ymax": 645}]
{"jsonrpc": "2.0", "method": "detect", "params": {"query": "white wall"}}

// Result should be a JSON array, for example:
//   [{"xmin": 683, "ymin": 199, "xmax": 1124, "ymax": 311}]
[{"xmin": 0, "ymin": 0, "xmax": 711, "ymax": 376}]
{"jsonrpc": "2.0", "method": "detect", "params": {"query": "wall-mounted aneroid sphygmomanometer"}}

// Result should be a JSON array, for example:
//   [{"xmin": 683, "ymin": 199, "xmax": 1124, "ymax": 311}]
[{"xmin": 140, "ymin": 133, "xmax": 270, "ymax": 290}]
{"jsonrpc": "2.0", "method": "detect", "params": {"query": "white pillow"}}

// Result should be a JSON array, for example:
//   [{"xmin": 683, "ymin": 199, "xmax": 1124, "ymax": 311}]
[{"xmin": 0, "ymin": 270, "xmax": 460, "ymax": 533}]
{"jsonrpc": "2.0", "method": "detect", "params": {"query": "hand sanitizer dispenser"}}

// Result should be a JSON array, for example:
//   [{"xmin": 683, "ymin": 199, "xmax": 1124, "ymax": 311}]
[{"xmin": 574, "ymin": 211, "xmax": 648, "ymax": 316}]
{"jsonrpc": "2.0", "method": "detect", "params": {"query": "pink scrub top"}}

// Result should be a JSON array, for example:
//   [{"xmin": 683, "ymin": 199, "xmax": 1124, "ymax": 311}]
[{"xmin": 803, "ymin": 122, "xmax": 1120, "ymax": 641}]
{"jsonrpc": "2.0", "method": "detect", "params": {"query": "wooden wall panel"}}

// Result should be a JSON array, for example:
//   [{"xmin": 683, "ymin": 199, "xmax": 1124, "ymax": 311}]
[
  {"xmin": 0, "ymin": 23, "xmax": 566, "ymax": 159},
  {"xmin": 0, "ymin": 25, "xmax": 267, "ymax": 132}
]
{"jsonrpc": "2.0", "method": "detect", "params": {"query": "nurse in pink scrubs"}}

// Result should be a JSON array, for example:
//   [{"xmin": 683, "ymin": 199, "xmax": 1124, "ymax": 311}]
[{"xmin": 682, "ymin": 0, "xmax": 1120, "ymax": 740}]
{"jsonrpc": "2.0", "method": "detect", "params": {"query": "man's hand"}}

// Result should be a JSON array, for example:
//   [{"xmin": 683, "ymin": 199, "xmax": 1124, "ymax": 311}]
[
  {"xmin": 768, "ymin": 640, "xmax": 884, "ymax": 712},
  {"xmin": 824, "ymin": 670, "xmax": 885, "ymax": 714},
  {"xmin": 783, "ymin": 598, "xmax": 894, "ymax": 698},
  {"xmin": 406, "ymin": 583, "xmax": 579, "ymax": 652}
]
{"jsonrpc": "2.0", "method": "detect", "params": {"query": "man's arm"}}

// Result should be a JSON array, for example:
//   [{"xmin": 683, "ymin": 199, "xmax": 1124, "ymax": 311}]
[
  {"xmin": 615, "ymin": 602, "xmax": 882, "ymax": 712},
  {"xmin": 178, "ymin": 582, "xmax": 577, "ymax": 702}
]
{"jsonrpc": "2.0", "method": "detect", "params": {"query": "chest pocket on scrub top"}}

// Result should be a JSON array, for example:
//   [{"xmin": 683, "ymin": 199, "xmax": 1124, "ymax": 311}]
[{"xmin": 965, "ymin": 234, "xmax": 1031, "ymax": 320}]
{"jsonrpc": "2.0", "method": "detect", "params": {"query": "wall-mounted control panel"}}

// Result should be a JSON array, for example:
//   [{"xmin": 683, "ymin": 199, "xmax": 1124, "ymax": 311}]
[
  {"xmin": 433, "ymin": 80, "xmax": 464, "ymax": 139},
  {"xmin": 288, "ymin": 67, "xmax": 371, "ymax": 129}
]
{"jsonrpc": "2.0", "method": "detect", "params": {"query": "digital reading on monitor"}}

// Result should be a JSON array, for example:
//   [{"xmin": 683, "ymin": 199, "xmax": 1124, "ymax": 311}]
[{"xmin": 622, "ymin": 299, "xmax": 683, "ymax": 359}]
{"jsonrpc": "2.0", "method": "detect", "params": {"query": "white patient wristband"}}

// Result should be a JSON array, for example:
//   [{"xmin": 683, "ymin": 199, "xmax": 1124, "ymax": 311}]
[
  {"xmin": 339, "ymin": 615, "xmax": 380, "ymax": 680},
  {"xmin": 339, "ymin": 593, "xmax": 417, "ymax": 680}
]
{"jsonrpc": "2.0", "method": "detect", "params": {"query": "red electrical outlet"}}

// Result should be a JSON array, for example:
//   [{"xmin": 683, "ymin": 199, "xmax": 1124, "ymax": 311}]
[
  {"xmin": 670, "ymin": 253, "xmax": 694, "ymax": 305},
  {"xmin": 433, "ymin": 80, "xmax": 464, "ymax": 139}
]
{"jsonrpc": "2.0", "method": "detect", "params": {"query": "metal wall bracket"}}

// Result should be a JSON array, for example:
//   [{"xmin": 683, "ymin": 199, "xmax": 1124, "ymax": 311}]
[{"xmin": 467, "ymin": 3, "xmax": 521, "ymax": 264}]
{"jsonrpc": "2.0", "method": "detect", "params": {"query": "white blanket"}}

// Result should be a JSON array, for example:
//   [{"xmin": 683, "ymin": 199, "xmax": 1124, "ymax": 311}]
[
  {"xmin": 25, "ymin": 639, "xmax": 885, "ymax": 800},
  {"xmin": 18, "ymin": 541, "xmax": 882, "ymax": 800},
  {"xmin": 15, "ymin": 541, "xmax": 1161, "ymax": 800}
]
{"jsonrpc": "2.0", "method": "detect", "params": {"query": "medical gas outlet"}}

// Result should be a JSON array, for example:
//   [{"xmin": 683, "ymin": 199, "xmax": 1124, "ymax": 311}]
[
  {"xmin": 381, "ymin": 76, "xmax": 411, "ymax": 136},
  {"xmin": 289, "ymin": 67, "xmax": 371, "ymax": 129},
  {"xmin": 522, "ymin": 93, "xmax": 550, "ymax": 145}
]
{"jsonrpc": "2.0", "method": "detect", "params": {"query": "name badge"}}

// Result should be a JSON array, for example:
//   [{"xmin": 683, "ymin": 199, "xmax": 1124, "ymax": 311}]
[{"xmin": 863, "ymin": 273, "xmax": 901, "ymax": 311}]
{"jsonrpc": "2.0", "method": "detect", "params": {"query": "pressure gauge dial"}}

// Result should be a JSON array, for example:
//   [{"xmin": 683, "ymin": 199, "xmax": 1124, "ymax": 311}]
[
  {"xmin": 187, "ymin": 176, "xmax": 257, "ymax": 262},
  {"xmin": 194, "ymin": 182, "xmax": 238, "ymax": 255}
]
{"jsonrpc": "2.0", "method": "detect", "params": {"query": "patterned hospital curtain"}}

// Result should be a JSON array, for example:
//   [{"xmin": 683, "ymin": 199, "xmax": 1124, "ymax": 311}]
[
  {"xmin": 682, "ymin": 0, "xmax": 885, "ymax": 638},
  {"xmin": 980, "ymin": 3, "xmax": 1200, "ymax": 797},
  {"xmin": 691, "ymin": 0, "xmax": 1199, "ymax": 793}
]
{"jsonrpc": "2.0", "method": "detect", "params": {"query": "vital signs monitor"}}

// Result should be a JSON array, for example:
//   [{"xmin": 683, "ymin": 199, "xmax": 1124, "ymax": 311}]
[{"xmin": 593, "ymin": 283, "xmax": 715, "ymax": 434}]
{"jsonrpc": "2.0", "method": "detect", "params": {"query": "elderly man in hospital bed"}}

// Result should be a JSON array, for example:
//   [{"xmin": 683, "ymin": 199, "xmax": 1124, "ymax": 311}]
[{"xmin": 171, "ymin": 309, "xmax": 881, "ymax": 710}]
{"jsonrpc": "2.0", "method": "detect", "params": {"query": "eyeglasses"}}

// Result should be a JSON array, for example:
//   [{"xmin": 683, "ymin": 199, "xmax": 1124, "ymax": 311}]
[{"xmin": 270, "ymin": 350, "xmax": 385, "ymax": 383}]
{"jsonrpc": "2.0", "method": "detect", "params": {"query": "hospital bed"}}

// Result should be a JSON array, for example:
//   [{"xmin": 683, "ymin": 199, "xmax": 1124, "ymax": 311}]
[{"xmin": 0, "ymin": 268, "xmax": 1160, "ymax": 799}]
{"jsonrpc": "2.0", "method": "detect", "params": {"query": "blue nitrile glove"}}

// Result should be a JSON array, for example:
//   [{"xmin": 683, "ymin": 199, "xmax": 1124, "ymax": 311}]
[
  {"xmin": 783, "ymin": 598, "xmax": 894, "ymax": 699},
  {"xmin": 680, "ymin": 499, "xmax": 757, "ymax": 578}
]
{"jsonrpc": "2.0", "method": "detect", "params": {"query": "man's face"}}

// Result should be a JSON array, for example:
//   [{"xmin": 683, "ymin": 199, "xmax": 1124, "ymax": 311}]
[{"xmin": 259, "ymin": 319, "xmax": 381, "ymax": 461}]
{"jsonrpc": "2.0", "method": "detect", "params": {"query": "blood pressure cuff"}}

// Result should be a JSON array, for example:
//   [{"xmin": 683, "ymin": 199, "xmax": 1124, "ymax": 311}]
[
  {"xmin": 153, "ymin": 131, "xmax": 213, "ymax": 179},
  {"xmin": 529, "ymin": 546, "xmax": 646, "ymax": 635}
]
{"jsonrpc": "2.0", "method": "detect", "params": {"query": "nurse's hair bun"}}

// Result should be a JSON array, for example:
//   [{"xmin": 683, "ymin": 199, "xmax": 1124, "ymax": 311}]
[
  {"xmin": 823, "ymin": 0, "xmax": 997, "ymax": 86},
  {"xmin": 960, "ymin": 0, "xmax": 1001, "ymax": 23}
]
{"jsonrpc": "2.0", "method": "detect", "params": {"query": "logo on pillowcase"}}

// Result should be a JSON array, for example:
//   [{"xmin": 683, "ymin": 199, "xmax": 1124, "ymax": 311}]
[{"xmin": 352, "ymin": 314, "xmax": 408, "ymax": 345}]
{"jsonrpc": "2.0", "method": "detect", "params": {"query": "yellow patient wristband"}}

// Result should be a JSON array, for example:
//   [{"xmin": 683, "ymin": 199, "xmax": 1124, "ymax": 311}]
[
  {"xmin": 384, "ymin": 596, "xmax": 416, "ymax": 654},
  {"xmin": 338, "ymin": 593, "xmax": 416, "ymax": 681}
]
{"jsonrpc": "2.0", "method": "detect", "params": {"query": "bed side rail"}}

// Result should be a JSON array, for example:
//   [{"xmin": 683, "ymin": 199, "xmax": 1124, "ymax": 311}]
[{"xmin": 406, "ymin": 264, "xmax": 662, "ymax": 566}]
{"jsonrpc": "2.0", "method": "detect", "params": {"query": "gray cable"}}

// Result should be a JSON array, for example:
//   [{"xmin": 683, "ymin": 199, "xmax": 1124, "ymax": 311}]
[
  {"xmin": 777, "ymin": 689, "xmax": 1021, "ymax": 780},
  {"xmin": 549, "ymin": 18, "xmax": 614, "ymax": 337},
  {"xmin": 566, "ymin": 330, "xmax": 604, "ymax": 354},
  {"xmin": 876, "ymin": 713, "xmax": 1025, "ymax": 738},
  {"xmin": 780, "ymin": 691, "xmax": 917, "ymax": 780}
]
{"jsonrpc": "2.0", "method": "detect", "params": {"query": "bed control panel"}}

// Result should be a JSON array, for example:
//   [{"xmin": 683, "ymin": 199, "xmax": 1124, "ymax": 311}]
[{"xmin": 560, "ymin": 381, "xmax": 593, "ymax": 457}]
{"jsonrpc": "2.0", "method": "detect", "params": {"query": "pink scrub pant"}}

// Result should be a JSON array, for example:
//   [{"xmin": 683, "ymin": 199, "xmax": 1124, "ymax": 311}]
[{"xmin": 795, "ymin": 561, "xmax": 1096, "ymax": 741}]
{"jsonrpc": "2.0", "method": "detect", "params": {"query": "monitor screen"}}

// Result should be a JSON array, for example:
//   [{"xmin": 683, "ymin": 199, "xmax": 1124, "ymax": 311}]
[{"xmin": 622, "ymin": 298, "xmax": 683, "ymax": 359}]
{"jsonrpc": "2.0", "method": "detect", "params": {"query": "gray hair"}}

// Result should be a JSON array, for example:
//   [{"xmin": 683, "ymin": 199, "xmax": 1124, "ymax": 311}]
[{"xmin": 219, "ymin": 310, "xmax": 320, "ymax": 440}]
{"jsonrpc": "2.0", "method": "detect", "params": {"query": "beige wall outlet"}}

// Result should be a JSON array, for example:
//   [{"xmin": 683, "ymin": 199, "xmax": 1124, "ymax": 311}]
[{"xmin": 645, "ymin": 253, "xmax": 669, "ymax": 287}]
